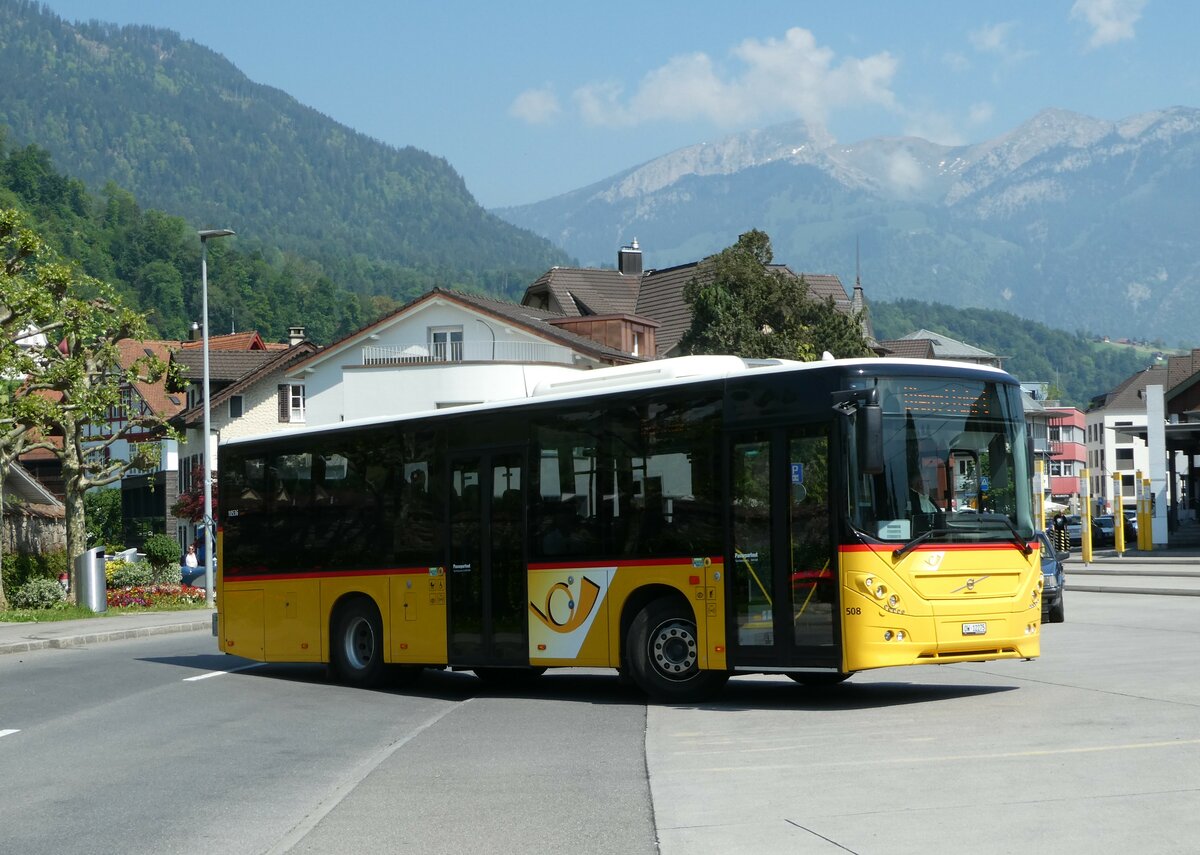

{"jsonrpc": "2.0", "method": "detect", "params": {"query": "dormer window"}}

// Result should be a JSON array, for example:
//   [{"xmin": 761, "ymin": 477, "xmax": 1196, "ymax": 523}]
[{"xmin": 429, "ymin": 326, "xmax": 463, "ymax": 362}]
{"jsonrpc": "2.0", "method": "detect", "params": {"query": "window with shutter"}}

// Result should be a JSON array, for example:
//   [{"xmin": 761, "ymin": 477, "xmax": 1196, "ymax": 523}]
[{"xmin": 278, "ymin": 385, "xmax": 290, "ymax": 422}]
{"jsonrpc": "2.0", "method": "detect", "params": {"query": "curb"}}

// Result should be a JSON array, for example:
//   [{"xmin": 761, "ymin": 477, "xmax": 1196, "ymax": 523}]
[
  {"xmin": 0, "ymin": 619, "xmax": 212, "ymax": 656},
  {"xmin": 1069, "ymin": 585, "xmax": 1200, "ymax": 597}
]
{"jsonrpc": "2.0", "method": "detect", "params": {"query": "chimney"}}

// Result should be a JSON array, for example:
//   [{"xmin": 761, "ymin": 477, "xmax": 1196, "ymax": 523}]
[
  {"xmin": 190, "ymin": 321, "xmax": 201, "ymax": 342},
  {"xmin": 618, "ymin": 238, "xmax": 642, "ymax": 276},
  {"xmin": 288, "ymin": 326, "xmax": 306, "ymax": 347}
]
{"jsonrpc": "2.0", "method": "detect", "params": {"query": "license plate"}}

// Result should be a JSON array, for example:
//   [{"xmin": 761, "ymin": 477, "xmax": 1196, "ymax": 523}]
[{"xmin": 962, "ymin": 622, "xmax": 988, "ymax": 636}]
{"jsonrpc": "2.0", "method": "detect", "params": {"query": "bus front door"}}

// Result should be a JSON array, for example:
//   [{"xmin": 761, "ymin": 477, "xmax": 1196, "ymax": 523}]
[
  {"xmin": 728, "ymin": 426, "xmax": 839, "ymax": 670},
  {"xmin": 447, "ymin": 449, "xmax": 528, "ymax": 666}
]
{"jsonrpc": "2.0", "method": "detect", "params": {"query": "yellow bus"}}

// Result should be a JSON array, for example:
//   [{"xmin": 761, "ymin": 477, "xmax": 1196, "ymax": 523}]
[{"xmin": 216, "ymin": 355, "xmax": 1042, "ymax": 701}]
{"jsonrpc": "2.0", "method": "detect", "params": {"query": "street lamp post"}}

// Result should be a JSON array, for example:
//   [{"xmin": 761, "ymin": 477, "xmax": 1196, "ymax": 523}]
[{"xmin": 199, "ymin": 228, "xmax": 235, "ymax": 608}]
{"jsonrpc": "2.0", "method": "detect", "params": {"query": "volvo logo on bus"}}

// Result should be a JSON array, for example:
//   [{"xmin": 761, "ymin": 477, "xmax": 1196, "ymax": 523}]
[{"xmin": 951, "ymin": 575, "xmax": 990, "ymax": 593}]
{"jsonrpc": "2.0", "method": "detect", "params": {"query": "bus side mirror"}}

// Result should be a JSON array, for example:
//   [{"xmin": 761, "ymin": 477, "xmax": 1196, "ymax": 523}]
[{"xmin": 833, "ymin": 388, "xmax": 883, "ymax": 476}]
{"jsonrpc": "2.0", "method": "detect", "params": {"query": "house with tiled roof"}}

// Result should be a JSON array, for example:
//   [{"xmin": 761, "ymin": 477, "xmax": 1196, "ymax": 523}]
[
  {"xmin": 167, "ymin": 337, "xmax": 321, "ymax": 552},
  {"xmin": 2, "ymin": 460, "xmax": 65, "ymax": 557},
  {"xmin": 878, "ymin": 330, "xmax": 1005, "ymax": 368},
  {"xmin": 523, "ymin": 240, "xmax": 872, "ymax": 358},
  {"xmin": 284, "ymin": 288, "xmax": 642, "ymax": 426}
]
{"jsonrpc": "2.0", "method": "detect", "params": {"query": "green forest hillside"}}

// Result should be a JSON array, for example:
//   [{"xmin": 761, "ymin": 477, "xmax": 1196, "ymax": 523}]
[
  {"xmin": 0, "ymin": 137, "xmax": 369, "ymax": 343},
  {"xmin": 871, "ymin": 300, "xmax": 1157, "ymax": 407},
  {"xmin": 0, "ymin": 1, "xmax": 569, "ymax": 302}
]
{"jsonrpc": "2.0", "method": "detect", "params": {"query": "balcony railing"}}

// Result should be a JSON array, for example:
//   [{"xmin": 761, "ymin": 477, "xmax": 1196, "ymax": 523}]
[{"xmin": 362, "ymin": 340, "xmax": 574, "ymax": 366}]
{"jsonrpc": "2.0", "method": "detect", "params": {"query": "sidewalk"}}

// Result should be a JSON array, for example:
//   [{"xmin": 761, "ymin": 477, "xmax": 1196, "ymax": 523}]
[{"xmin": 0, "ymin": 609, "xmax": 214, "ymax": 656}]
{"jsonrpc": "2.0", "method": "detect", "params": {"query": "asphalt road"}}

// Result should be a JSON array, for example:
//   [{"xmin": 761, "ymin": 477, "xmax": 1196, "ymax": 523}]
[{"xmin": 4, "ymin": 591, "xmax": 1200, "ymax": 854}]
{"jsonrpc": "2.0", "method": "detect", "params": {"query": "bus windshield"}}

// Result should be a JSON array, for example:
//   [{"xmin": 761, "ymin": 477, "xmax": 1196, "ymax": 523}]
[{"xmin": 846, "ymin": 375, "xmax": 1034, "ymax": 545}]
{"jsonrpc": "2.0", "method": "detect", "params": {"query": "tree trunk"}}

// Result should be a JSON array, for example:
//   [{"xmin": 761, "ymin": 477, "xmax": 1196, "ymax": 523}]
[{"xmin": 62, "ymin": 414, "xmax": 88, "ymax": 605}]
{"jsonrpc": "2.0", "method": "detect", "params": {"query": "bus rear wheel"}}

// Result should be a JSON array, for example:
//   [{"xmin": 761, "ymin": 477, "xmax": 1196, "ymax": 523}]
[
  {"xmin": 628, "ymin": 597, "xmax": 727, "ymax": 702},
  {"xmin": 331, "ymin": 597, "xmax": 386, "ymax": 688}
]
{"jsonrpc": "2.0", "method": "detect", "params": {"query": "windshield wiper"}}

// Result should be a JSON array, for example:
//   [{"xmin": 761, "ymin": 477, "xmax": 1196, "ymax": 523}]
[
  {"xmin": 893, "ymin": 528, "xmax": 951, "ymax": 560},
  {"xmin": 989, "ymin": 514, "xmax": 1033, "ymax": 555}
]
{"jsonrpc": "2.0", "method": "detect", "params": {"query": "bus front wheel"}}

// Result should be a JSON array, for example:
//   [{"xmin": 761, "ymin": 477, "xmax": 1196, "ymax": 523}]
[
  {"xmin": 331, "ymin": 597, "xmax": 386, "ymax": 688},
  {"xmin": 628, "ymin": 597, "xmax": 728, "ymax": 702}
]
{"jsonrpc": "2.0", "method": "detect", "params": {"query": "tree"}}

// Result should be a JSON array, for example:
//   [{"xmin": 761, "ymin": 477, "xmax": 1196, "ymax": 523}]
[
  {"xmin": 0, "ymin": 209, "xmax": 68, "ymax": 610},
  {"xmin": 677, "ymin": 229, "xmax": 872, "ymax": 361},
  {"xmin": 0, "ymin": 209, "xmax": 177, "ymax": 601}
]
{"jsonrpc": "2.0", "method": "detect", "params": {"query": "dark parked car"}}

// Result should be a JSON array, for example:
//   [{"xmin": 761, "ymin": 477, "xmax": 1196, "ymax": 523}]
[
  {"xmin": 1093, "ymin": 515, "xmax": 1116, "ymax": 546},
  {"xmin": 1038, "ymin": 531, "xmax": 1066, "ymax": 623},
  {"xmin": 1065, "ymin": 514, "xmax": 1106, "ymax": 546}
]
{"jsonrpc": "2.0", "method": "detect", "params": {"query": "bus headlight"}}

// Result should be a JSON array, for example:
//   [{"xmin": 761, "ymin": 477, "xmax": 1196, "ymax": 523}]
[
  {"xmin": 888, "ymin": 594, "xmax": 899, "ymax": 608},
  {"xmin": 875, "ymin": 585, "xmax": 886, "ymax": 599}
]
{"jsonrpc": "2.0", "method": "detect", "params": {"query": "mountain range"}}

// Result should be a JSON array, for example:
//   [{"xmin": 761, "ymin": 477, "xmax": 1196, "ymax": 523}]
[
  {"xmin": 1, "ymin": 1, "xmax": 1194, "ymax": 349},
  {"xmin": 497, "ymin": 107, "xmax": 1200, "ymax": 346},
  {"xmin": 0, "ymin": 0, "xmax": 568, "ymax": 302}
]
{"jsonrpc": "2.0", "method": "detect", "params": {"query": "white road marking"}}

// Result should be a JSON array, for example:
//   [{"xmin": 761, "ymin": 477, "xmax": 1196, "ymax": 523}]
[
  {"xmin": 0, "ymin": 729, "xmax": 19, "ymax": 738},
  {"xmin": 183, "ymin": 662, "xmax": 268, "ymax": 681}
]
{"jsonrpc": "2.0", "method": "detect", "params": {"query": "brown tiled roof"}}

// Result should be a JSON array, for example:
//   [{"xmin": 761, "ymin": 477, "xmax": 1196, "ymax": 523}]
[
  {"xmin": 1165, "ymin": 349, "xmax": 1200, "ymax": 393},
  {"xmin": 1090, "ymin": 365, "xmax": 1168, "ymax": 411},
  {"xmin": 786, "ymin": 271, "xmax": 851, "ymax": 309},
  {"xmin": 878, "ymin": 339, "xmax": 936, "ymax": 359},
  {"xmin": 179, "ymin": 331, "xmax": 269, "ymax": 351},
  {"xmin": 635, "ymin": 262, "xmax": 706, "ymax": 356},
  {"xmin": 117, "ymin": 339, "xmax": 186, "ymax": 419},
  {"xmin": 175, "ymin": 343, "xmax": 320, "ymax": 427},
  {"xmin": 172, "ymin": 350, "xmax": 279, "ymax": 382},
  {"xmin": 523, "ymin": 268, "xmax": 641, "ymax": 316}
]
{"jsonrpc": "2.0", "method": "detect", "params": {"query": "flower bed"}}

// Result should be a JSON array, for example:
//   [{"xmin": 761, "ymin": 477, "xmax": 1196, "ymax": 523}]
[{"xmin": 106, "ymin": 584, "xmax": 207, "ymax": 609}]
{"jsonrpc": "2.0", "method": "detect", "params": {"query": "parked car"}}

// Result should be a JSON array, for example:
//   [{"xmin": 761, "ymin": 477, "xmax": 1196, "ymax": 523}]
[
  {"xmin": 1038, "ymin": 531, "xmax": 1066, "ymax": 623},
  {"xmin": 1093, "ymin": 515, "xmax": 1116, "ymax": 546},
  {"xmin": 1123, "ymin": 510, "xmax": 1138, "ymax": 540},
  {"xmin": 1064, "ymin": 514, "xmax": 1106, "ymax": 546}
]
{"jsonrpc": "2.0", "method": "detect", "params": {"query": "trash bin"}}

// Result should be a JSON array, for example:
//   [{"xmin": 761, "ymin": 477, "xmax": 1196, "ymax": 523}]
[{"xmin": 74, "ymin": 546, "xmax": 107, "ymax": 613}]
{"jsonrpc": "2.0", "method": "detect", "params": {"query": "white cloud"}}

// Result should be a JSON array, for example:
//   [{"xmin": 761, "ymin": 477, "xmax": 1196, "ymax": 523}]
[
  {"xmin": 509, "ymin": 86, "xmax": 561, "ymax": 124},
  {"xmin": 886, "ymin": 149, "xmax": 925, "ymax": 193},
  {"xmin": 968, "ymin": 21, "xmax": 1033, "ymax": 62},
  {"xmin": 1071, "ymin": 0, "xmax": 1147, "ymax": 49},
  {"xmin": 568, "ymin": 27, "xmax": 898, "ymax": 133},
  {"xmin": 968, "ymin": 101, "xmax": 995, "ymax": 125}
]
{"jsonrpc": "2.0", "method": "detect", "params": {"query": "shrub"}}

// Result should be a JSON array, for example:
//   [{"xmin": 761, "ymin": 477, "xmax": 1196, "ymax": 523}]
[
  {"xmin": 108, "ymin": 561, "xmax": 153, "ymax": 588},
  {"xmin": 12, "ymin": 577, "xmax": 67, "ymax": 609},
  {"xmin": 2, "ymin": 549, "xmax": 68, "ymax": 593},
  {"xmin": 143, "ymin": 533, "xmax": 180, "ymax": 570}
]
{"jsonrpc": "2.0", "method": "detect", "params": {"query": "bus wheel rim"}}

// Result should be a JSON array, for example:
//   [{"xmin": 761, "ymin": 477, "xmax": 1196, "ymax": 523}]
[
  {"xmin": 649, "ymin": 619, "xmax": 698, "ymax": 681},
  {"xmin": 344, "ymin": 616, "xmax": 375, "ymax": 670}
]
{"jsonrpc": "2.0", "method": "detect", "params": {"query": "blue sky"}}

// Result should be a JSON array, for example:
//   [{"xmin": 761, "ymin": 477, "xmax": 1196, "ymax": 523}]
[{"xmin": 40, "ymin": 1, "xmax": 1198, "ymax": 209}]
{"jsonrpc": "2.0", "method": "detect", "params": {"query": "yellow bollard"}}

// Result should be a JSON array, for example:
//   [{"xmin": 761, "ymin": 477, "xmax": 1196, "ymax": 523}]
[
  {"xmin": 1081, "ymin": 468, "xmax": 1092, "ymax": 564},
  {"xmin": 1112, "ymin": 472, "xmax": 1125, "ymax": 556}
]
